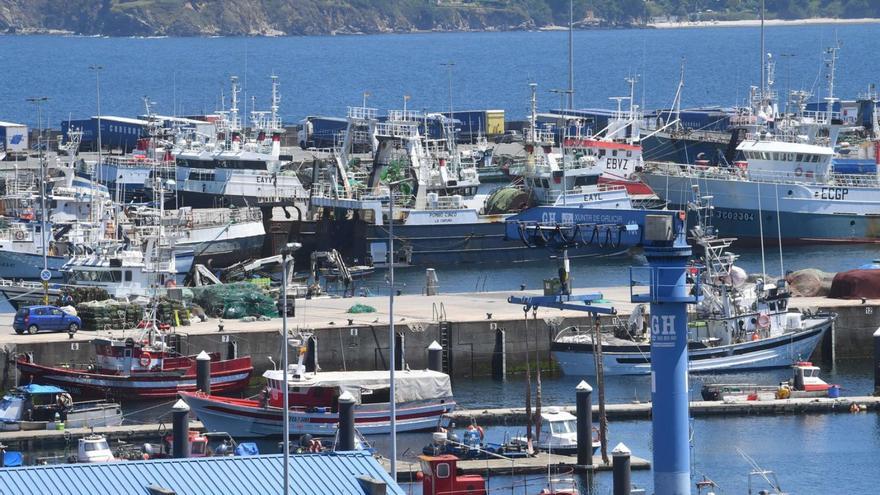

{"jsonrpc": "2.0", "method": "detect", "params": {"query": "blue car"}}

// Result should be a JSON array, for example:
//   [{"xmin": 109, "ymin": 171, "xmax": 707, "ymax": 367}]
[{"xmin": 13, "ymin": 305, "xmax": 81, "ymax": 335}]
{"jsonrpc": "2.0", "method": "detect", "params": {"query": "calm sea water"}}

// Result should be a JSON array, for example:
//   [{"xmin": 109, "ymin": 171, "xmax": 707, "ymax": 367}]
[{"xmin": 2, "ymin": 23, "xmax": 879, "ymax": 127}]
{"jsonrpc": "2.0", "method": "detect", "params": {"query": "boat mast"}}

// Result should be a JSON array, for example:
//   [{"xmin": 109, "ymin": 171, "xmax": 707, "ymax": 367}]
[
  {"xmin": 760, "ymin": 0, "xmax": 765, "ymax": 102},
  {"xmin": 568, "ymin": 0, "xmax": 574, "ymax": 109}
]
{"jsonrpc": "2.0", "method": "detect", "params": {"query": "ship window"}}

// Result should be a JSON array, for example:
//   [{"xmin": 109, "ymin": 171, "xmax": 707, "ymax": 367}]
[
  {"xmin": 772, "ymin": 153, "xmax": 779, "ymax": 160},
  {"xmin": 612, "ymin": 150, "xmax": 618, "ymax": 157},
  {"xmin": 360, "ymin": 387, "xmax": 390, "ymax": 404},
  {"xmin": 599, "ymin": 149, "xmax": 606, "ymax": 157},
  {"xmin": 435, "ymin": 463, "xmax": 450, "ymax": 478},
  {"xmin": 627, "ymin": 150, "xmax": 632, "ymax": 157},
  {"xmin": 124, "ymin": 349, "xmax": 132, "ymax": 358},
  {"xmin": 542, "ymin": 179, "xmax": 550, "ymax": 188},
  {"xmin": 796, "ymin": 154, "xmax": 804, "ymax": 162},
  {"xmin": 124, "ymin": 271, "xmax": 132, "ymax": 282}
]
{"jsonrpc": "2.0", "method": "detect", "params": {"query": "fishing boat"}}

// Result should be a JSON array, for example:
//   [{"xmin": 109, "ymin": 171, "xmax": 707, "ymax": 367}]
[
  {"xmin": 76, "ymin": 434, "xmax": 116, "ymax": 463},
  {"xmin": 0, "ymin": 384, "xmax": 122, "ymax": 431},
  {"xmin": 511, "ymin": 408, "xmax": 599, "ymax": 455},
  {"xmin": 16, "ymin": 331, "xmax": 253, "ymax": 400},
  {"xmin": 551, "ymin": 194, "xmax": 836, "ymax": 376},
  {"xmin": 179, "ymin": 345, "xmax": 454, "ymax": 437},
  {"xmin": 701, "ymin": 361, "xmax": 837, "ymax": 401}
]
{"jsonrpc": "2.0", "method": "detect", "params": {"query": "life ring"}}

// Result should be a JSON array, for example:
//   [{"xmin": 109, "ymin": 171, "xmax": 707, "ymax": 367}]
[
  {"xmin": 13, "ymin": 230, "xmax": 25, "ymax": 241},
  {"xmin": 794, "ymin": 167, "xmax": 803, "ymax": 177},
  {"xmin": 309, "ymin": 439, "xmax": 322, "ymax": 453},
  {"xmin": 751, "ymin": 332, "xmax": 760, "ymax": 341},
  {"xmin": 757, "ymin": 313, "xmax": 771, "ymax": 329},
  {"xmin": 139, "ymin": 352, "xmax": 152, "ymax": 367}
]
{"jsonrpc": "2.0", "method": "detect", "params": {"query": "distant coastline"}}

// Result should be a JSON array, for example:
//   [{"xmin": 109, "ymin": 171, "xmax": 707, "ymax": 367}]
[
  {"xmin": 649, "ymin": 17, "xmax": 880, "ymax": 29},
  {"xmin": 3, "ymin": 16, "xmax": 880, "ymax": 37}
]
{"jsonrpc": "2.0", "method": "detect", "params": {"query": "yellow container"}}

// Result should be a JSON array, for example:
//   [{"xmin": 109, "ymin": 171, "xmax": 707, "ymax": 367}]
[{"xmin": 486, "ymin": 110, "xmax": 505, "ymax": 135}]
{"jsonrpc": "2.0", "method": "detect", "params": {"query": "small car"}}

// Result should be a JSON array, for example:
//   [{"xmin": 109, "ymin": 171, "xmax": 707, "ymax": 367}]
[{"xmin": 13, "ymin": 305, "xmax": 81, "ymax": 335}]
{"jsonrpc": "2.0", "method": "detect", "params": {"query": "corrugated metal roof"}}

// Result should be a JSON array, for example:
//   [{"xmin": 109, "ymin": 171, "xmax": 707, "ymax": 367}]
[
  {"xmin": 0, "ymin": 121, "xmax": 26, "ymax": 127},
  {"xmin": 91, "ymin": 116, "xmax": 150, "ymax": 125},
  {"xmin": 0, "ymin": 452, "xmax": 404, "ymax": 495}
]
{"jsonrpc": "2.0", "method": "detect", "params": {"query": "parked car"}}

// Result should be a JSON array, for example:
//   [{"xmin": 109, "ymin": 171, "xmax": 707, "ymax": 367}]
[{"xmin": 13, "ymin": 305, "xmax": 81, "ymax": 335}]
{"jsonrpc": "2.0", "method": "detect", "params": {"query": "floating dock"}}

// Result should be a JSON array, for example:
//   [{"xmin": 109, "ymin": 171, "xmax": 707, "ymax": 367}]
[
  {"xmin": 383, "ymin": 452, "xmax": 651, "ymax": 482},
  {"xmin": 449, "ymin": 396, "xmax": 880, "ymax": 423}
]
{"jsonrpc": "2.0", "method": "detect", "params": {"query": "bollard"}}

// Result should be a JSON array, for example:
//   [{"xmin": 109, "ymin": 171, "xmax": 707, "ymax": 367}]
[
  {"xmin": 337, "ymin": 391, "xmax": 356, "ymax": 451},
  {"xmin": 612, "ymin": 442, "xmax": 632, "ymax": 495},
  {"xmin": 427, "ymin": 341, "xmax": 443, "ymax": 372},
  {"xmin": 576, "ymin": 380, "xmax": 593, "ymax": 466},
  {"xmin": 226, "ymin": 340, "xmax": 238, "ymax": 360},
  {"xmin": 171, "ymin": 399, "xmax": 190, "ymax": 458},
  {"xmin": 196, "ymin": 351, "xmax": 211, "ymax": 394},
  {"xmin": 425, "ymin": 268, "xmax": 439, "ymax": 296},
  {"xmin": 306, "ymin": 336, "xmax": 318, "ymax": 373},
  {"xmin": 394, "ymin": 332, "xmax": 405, "ymax": 371},
  {"xmin": 874, "ymin": 327, "xmax": 880, "ymax": 396}
]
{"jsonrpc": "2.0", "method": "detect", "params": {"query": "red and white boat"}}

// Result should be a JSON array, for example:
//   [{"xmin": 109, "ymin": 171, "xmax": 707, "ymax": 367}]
[
  {"xmin": 563, "ymin": 137, "xmax": 654, "ymax": 198},
  {"xmin": 16, "ymin": 332, "xmax": 253, "ymax": 400},
  {"xmin": 180, "ymin": 352, "xmax": 455, "ymax": 437}
]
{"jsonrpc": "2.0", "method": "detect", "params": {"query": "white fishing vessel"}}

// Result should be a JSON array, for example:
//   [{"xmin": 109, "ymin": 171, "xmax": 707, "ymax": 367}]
[
  {"xmin": 173, "ymin": 76, "xmax": 308, "ymax": 208},
  {"xmin": 551, "ymin": 194, "xmax": 835, "ymax": 376}
]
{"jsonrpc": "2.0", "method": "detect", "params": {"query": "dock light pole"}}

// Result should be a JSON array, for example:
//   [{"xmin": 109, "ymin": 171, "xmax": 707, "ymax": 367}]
[
  {"xmin": 279, "ymin": 242, "xmax": 301, "ymax": 495},
  {"xmin": 550, "ymin": 89, "xmax": 573, "ymax": 205},
  {"xmin": 89, "ymin": 65, "xmax": 103, "ymax": 184},
  {"xmin": 27, "ymin": 96, "xmax": 49, "ymax": 303},
  {"xmin": 362, "ymin": 91, "xmax": 371, "ymax": 108},
  {"xmin": 440, "ymin": 62, "xmax": 455, "ymax": 120}
]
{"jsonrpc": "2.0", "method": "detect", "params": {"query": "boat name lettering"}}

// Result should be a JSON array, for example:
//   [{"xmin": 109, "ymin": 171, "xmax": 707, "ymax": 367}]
[
  {"xmin": 816, "ymin": 187, "xmax": 848, "ymax": 201},
  {"xmin": 256, "ymin": 176, "xmax": 276, "ymax": 184},
  {"xmin": 582, "ymin": 193, "xmax": 602, "ymax": 202},
  {"xmin": 714, "ymin": 210, "xmax": 754, "ymax": 222},
  {"xmin": 651, "ymin": 315, "xmax": 676, "ymax": 346},
  {"xmin": 606, "ymin": 158, "xmax": 628, "ymax": 170}
]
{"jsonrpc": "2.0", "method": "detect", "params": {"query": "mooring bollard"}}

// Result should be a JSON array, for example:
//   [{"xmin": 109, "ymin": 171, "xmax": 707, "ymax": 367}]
[
  {"xmin": 196, "ymin": 351, "xmax": 211, "ymax": 394},
  {"xmin": 172, "ymin": 399, "xmax": 190, "ymax": 459},
  {"xmin": 612, "ymin": 442, "xmax": 632, "ymax": 495},
  {"xmin": 576, "ymin": 380, "xmax": 593, "ymax": 467},
  {"xmin": 874, "ymin": 327, "xmax": 880, "ymax": 396},
  {"xmin": 337, "ymin": 391, "xmax": 356, "ymax": 451},
  {"xmin": 427, "ymin": 341, "xmax": 443, "ymax": 372}
]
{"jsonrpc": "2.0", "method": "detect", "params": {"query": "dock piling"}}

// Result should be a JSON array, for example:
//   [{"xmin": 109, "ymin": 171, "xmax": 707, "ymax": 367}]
[
  {"xmin": 337, "ymin": 391, "xmax": 356, "ymax": 451},
  {"xmin": 492, "ymin": 328, "xmax": 506, "ymax": 381},
  {"xmin": 171, "ymin": 399, "xmax": 190, "ymax": 458},
  {"xmin": 195, "ymin": 351, "xmax": 211, "ymax": 394},
  {"xmin": 874, "ymin": 327, "xmax": 880, "ymax": 396},
  {"xmin": 576, "ymin": 380, "xmax": 593, "ymax": 467},
  {"xmin": 427, "ymin": 341, "xmax": 442, "ymax": 372},
  {"xmin": 394, "ymin": 332, "xmax": 405, "ymax": 371},
  {"xmin": 612, "ymin": 442, "xmax": 632, "ymax": 495}
]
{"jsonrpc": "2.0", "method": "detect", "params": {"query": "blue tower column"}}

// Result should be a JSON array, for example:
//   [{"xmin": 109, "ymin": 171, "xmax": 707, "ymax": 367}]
[{"xmin": 633, "ymin": 213, "xmax": 699, "ymax": 495}]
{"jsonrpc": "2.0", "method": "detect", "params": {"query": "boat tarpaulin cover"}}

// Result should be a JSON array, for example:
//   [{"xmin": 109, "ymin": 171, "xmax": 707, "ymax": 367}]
[
  {"xmin": 264, "ymin": 369, "xmax": 453, "ymax": 403},
  {"xmin": 828, "ymin": 269, "xmax": 880, "ymax": 299}
]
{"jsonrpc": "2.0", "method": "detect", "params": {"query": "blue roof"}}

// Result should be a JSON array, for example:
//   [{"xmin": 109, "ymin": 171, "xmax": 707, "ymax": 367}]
[
  {"xmin": 0, "ymin": 452, "xmax": 404, "ymax": 495},
  {"xmin": 17, "ymin": 384, "xmax": 67, "ymax": 395}
]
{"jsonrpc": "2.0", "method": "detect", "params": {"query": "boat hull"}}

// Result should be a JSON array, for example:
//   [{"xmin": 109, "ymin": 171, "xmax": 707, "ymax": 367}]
[
  {"xmin": 16, "ymin": 357, "xmax": 254, "ymax": 400},
  {"xmin": 179, "ymin": 391, "xmax": 455, "ymax": 437},
  {"xmin": 552, "ymin": 317, "xmax": 832, "ymax": 376},
  {"xmin": 0, "ymin": 251, "xmax": 66, "ymax": 279}
]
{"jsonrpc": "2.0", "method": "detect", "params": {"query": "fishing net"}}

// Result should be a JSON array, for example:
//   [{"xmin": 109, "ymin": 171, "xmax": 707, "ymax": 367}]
[
  {"xmin": 347, "ymin": 304, "xmax": 376, "ymax": 314},
  {"xmin": 190, "ymin": 282, "xmax": 279, "ymax": 319}
]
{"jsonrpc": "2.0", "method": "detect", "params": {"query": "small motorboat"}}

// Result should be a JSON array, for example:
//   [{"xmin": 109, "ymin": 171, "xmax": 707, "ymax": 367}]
[
  {"xmin": 77, "ymin": 434, "xmax": 115, "ymax": 463},
  {"xmin": 701, "ymin": 361, "xmax": 837, "ymax": 402},
  {"xmin": 538, "ymin": 478, "xmax": 580, "ymax": 495},
  {"xmin": 511, "ymin": 408, "xmax": 600, "ymax": 456},
  {"xmin": 0, "ymin": 384, "xmax": 122, "ymax": 431},
  {"xmin": 422, "ymin": 425, "xmax": 533, "ymax": 460}
]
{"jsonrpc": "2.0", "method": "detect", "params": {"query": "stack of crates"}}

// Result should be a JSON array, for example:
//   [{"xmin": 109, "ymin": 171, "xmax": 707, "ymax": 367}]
[
  {"xmin": 157, "ymin": 297, "xmax": 190, "ymax": 327},
  {"xmin": 76, "ymin": 300, "xmax": 143, "ymax": 331}
]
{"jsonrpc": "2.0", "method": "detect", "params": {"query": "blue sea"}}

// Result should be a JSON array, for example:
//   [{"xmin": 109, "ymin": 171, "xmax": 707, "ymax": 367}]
[
  {"xmin": 4, "ymin": 24, "xmax": 880, "ymax": 493},
  {"xmin": 1, "ymin": 23, "xmax": 879, "ymax": 127}
]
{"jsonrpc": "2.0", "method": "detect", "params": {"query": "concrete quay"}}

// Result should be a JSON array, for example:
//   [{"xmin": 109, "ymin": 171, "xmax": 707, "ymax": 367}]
[{"xmin": 1, "ymin": 287, "xmax": 878, "ymax": 381}]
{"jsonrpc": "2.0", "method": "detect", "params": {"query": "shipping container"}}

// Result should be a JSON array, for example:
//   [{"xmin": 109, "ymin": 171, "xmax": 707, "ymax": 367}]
[
  {"xmin": 61, "ymin": 116, "xmax": 147, "ymax": 152},
  {"xmin": 0, "ymin": 121, "xmax": 29, "ymax": 156},
  {"xmin": 298, "ymin": 116, "xmax": 348, "ymax": 149},
  {"xmin": 832, "ymin": 158, "xmax": 877, "ymax": 175},
  {"xmin": 444, "ymin": 110, "xmax": 505, "ymax": 141}
]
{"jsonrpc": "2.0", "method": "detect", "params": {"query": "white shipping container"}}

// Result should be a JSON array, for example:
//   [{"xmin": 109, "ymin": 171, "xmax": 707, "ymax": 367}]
[{"xmin": 0, "ymin": 121, "xmax": 28, "ymax": 153}]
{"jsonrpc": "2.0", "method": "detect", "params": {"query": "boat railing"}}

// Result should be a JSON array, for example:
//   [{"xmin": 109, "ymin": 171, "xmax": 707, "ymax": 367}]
[
  {"xmin": 742, "ymin": 132, "xmax": 808, "ymax": 144},
  {"xmin": 387, "ymin": 109, "xmax": 424, "ymax": 122},
  {"xmin": 540, "ymin": 184, "xmax": 629, "ymax": 205},
  {"xmin": 179, "ymin": 207, "xmax": 262, "ymax": 227},
  {"xmin": 523, "ymin": 127, "xmax": 556, "ymax": 144},
  {"xmin": 375, "ymin": 122, "xmax": 420, "ymax": 139},
  {"xmin": 347, "ymin": 106, "xmax": 378, "ymax": 121}
]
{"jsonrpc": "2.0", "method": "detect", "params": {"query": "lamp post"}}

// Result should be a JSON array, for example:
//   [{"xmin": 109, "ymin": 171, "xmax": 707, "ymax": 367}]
[
  {"xmin": 403, "ymin": 95, "xmax": 410, "ymax": 116},
  {"xmin": 89, "ymin": 65, "xmax": 103, "ymax": 184},
  {"xmin": 362, "ymin": 91, "xmax": 371, "ymax": 108},
  {"xmin": 279, "ymin": 242, "xmax": 301, "ymax": 495},
  {"xmin": 26, "ymin": 96, "xmax": 49, "ymax": 303},
  {"xmin": 550, "ymin": 88, "xmax": 573, "ymax": 205}
]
